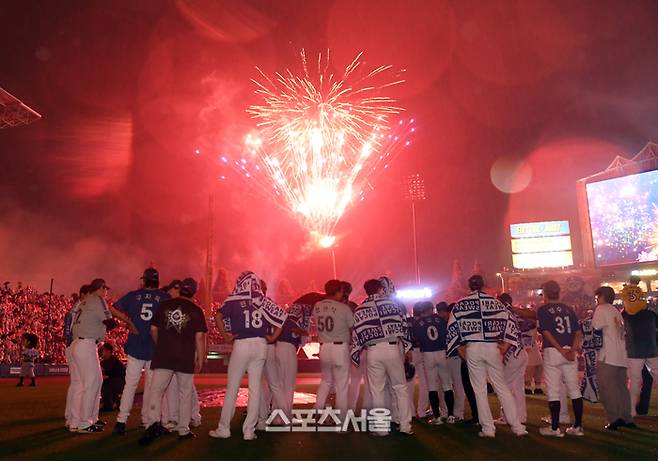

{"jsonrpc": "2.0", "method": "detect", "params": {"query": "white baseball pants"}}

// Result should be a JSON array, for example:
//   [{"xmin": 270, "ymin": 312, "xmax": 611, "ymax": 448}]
[
  {"xmin": 162, "ymin": 374, "xmax": 201, "ymax": 425},
  {"xmin": 217, "ymin": 337, "xmax": 267, "ymax": 438},
  {"xmin": 71, "ymin": 338, "xmax": 102, "ymax": 429},
  {"xmin": 65, "ymin": 345, "xmax": 82, "ymax": 428},
  {"xmin": 367, "ymin": 342, "xmax": 412, "ymax": 433},
  {"xmin": 408, "ymin": 349, "xmax": 430, "ymax": 416},
  {"xmin": 465, "ymin": 342, "xmax": 525, "ymax": 436},
  {"xmin": 116, "ymin": 355, "xmax": 152, "ymax": 424},
  {"xmin": 501, "ymin": 349, "xmax": 528, "ymax": 423},
  {"xmin": 147, "ymin": 368, "xmax": 194, "ymax": 435},
  {"xmin": 628, "ymin": 357, "xmax": 658, "ymax": 416},
  {"xmin": 259, "ymin": 343, "xmax": 284, "ymax": 426},
  {"xmin": 543, "ymin": 348, "xmax": 581, "ymax": 402},
  {"xmin": 276, "ymin": 341, "xmax": 298, "ymax": 419},
  {"xmin": 448, "ymin": 356, "xmax": 466, "ymax": 419},
  {"xmin": 423, "ymin": 350, "xmax": 453, "ymax": 391},
  {"xmin": 349, "ymin": 350, "xmax": 371, "ymax": 410},
  {"xmin": 315, "ymin": 343, "xmax": 350, "ymax": 419}
]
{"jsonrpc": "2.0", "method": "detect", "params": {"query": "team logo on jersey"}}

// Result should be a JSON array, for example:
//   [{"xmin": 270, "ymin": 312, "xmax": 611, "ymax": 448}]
[{"xmin": 165, "ymin": 308, "xmax": 190, "ymax": 333}]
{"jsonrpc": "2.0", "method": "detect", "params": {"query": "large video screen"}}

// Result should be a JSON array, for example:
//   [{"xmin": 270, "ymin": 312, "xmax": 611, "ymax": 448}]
[{"xmin": 586, "ymin": 169, "xmax": 658, "ymax": 266}]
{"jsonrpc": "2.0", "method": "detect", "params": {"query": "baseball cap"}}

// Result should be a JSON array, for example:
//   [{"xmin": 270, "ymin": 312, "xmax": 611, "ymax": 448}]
[
  {"xmin": 90, "ymin": 278, "xmax": 110, "ymax": 291},
  {"xmin": 141, "ymin": 267, "xmax": 159, "ymax": 282},
  {"xmin": 180, "ymin": 278, "xmax": 198, "ymax": 297},
  {"xmin": 164, "ymin": 279, "xmax": 182, "ymax": 292}
]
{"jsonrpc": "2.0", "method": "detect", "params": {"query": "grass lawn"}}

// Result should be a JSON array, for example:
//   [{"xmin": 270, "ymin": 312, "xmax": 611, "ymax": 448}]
[{"xmin": 0, "ymin": 375, "xmax": 656, "ymax": 461}]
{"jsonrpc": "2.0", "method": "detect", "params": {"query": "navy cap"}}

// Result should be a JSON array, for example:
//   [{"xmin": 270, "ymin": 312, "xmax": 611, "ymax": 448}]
[
  {"xmin": 141, "ymin": 267, "xmax": 159, "ymax": 282},
  {"xmin": 90, "ymin": 278, "xmax": 110, "ymax": 291},
  {"xmin": 180, "ymin": 278, "xmax": 198, "ymax": 297},
  {"xmin": 164, "ymin": 279, "xmax": 182, "ymax": 292}
]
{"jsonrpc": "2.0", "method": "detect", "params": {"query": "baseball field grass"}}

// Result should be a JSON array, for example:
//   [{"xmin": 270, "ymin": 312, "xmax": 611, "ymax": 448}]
[{"xmin": 1, "ymin": 375, "xmax": 656, "ymax": 461}]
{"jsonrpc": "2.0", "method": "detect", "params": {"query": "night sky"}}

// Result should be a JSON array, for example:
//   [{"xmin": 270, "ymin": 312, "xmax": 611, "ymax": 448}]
[{"xmin": 2, "ymin": 0, "xmax": 658, "ymax": 296}]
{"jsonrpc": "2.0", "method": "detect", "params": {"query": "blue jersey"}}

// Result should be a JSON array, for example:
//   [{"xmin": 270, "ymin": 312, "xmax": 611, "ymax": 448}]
[
  {"xmin": 411, "ymin": 314, "xmax": 447, "ymax": 352},
  {"xmin": 220, "ymin": 299, "xmax": 270, "ymax": 340},
  {"xmin": 537, "ymin": 303, "xmax": 579, "ymax": 349},
  {"xmin": 115, "ymin": 289, "xmax": 169, "ymax": 360},
  {"xmin": 278, "ymin": 318, "xmax": 302, "ymax": 347},
  {"xmin": 64, "ymin": 304, "xmax": 80, "ymax": 347}
]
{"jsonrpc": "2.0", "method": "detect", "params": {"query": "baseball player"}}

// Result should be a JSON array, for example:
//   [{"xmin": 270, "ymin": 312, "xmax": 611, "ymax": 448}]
[
  {"xmin": 447, "ymin": 275, "xmax": 526, "ymax": 438},
  {"xmin": 345, "ymin": 281, "xmax": 372, "ymax": 411},
  {"xmin": 410, "ymin": 301, "xmax": 455, "ymax": 424},
  {"xmin": 160, "ymin": 280, "xmax": 203, "ymax": 430},
  {"xmin": 273, "ymin": 292, "xmax": 322, "ymax": 423},
  {"xmin": 437, "ymin": 302, "xmax": 466, "ymax": 420},
  {"xmin": 70, "ymin": 278, "xmax": 115, "ymax": 433},
  {"xmin": 139, "ymin": 278, "xmax": 208, "ymax": 444},
  {"xmin": 496, "ymin": 293, "xmax": 529, "ymax": 425},
  {"xmin": 111, "ymin": 268, "xmax": 167, "ymax": 435},
  {"xmin": 537, "ymin": 281, "xmax": 584, "ymax": 437},
  {"xmin": 352, "ymin": 279, "xmax": 413, "ymax": 436},
  {"xmin": 64, "ymin": 284, "xmax": 90, "ymax": 430},
  {"xmin": 408, "ymin": 303, "xmax": 432, "ymax": 418},
  {"xmin": 210, "ymin": 272, "xmax": 286, "ymax": 440},
  {"xmin": 313, "ymin": 280, "xmax": 353, "ymax": 424}
]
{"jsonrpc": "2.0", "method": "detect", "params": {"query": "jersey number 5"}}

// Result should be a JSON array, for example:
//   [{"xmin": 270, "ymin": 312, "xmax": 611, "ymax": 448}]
[
  {"xmin": 140, "ymin": 303, "xmax": 154, "ymax": 321},
  {"xmin": 555, "ymin": 316, "xmax": 572, "ymax": 334}
]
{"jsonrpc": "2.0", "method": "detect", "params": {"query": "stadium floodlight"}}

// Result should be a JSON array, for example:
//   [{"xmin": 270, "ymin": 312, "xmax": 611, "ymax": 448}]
[
  {"xmin": 396, "ymin": 287, "xmax": 433, "ymax": 300},
  {"xmin": 0, "ymin": 87, "xmax": 41, "ymax": 129},
  {"xmin": 404, "ymin": 173, "xmax": 426, "ymax": 284}
]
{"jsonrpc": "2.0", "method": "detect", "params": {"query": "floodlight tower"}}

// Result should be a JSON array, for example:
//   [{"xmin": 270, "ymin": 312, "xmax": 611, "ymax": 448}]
[{"xmin": 405, "ymin": 173, "xmax": 426, "ymax": 285}]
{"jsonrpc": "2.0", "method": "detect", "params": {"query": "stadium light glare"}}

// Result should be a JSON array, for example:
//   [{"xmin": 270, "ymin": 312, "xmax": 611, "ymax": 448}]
[{"xmin": 396, "ymin": 287, "xmax": 433, "ymax": 300}]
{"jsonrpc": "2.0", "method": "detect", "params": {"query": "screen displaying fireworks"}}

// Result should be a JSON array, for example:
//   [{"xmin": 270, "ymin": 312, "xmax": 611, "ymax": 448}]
[
  {"xmin": 220, "ymin": 50, "xmax": 412, "ymax": 248},
  {"xmin": 586, "ymin": 169, "xmax": 658, "ymax": 266}
]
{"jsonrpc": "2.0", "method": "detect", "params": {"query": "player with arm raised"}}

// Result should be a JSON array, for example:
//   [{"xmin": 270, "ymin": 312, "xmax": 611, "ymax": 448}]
[{"xmin": 537, "ymin": 281, "xmax": 584, "ymax": 437}]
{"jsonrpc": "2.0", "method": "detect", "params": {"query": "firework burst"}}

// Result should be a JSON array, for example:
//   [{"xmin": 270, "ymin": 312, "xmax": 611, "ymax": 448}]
[{"xmin": 237, "ymin": 50, "xmax": 409, "ymax": 246}]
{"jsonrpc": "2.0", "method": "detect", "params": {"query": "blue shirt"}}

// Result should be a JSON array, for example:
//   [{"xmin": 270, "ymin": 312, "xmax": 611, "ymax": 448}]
[
  {"xmin": 220, "ymin": 299, "xmax": 270, "ymax": 340},
  {"xmin": 537, "ymin": 303, "xmax": 579, "ymax": 349},
  {"xmin": 64, "ymin": 305, "xmax": 79, "ymax": 347},
  {"xmin": 411, "ymin": 314, "xmax": 447, "ymax": 352},
  {"xmin": 115, "ymin": 289, "xmax": 169, "ymax": 360},
  {"xmin": 278, "ymin": 318, "xmax": 302, "ymax": 347}
]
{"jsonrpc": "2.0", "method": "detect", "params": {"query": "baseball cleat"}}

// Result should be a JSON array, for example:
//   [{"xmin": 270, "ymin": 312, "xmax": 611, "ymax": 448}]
[
  {"xmin": 478, "ymin": 431, "xmax": 495, "ymax": 438},
  {"xmin": 112, "ymin": 422, "xmax": 126, "ymax": 435},
  {"xmin": 539, "ymin": 427, "xmax": 564, "ymax": 437},
  {"xmin": 191, "ymin": 420, "xmax": 202, "ymax": 428},
  {"xmin": 209, "ymin": 429, "xmax": 231, "ymax": 439},
  {"xmin": 243, "ymin": 433, "xmax": 258, "ymax": 441},
  {"xmin": 429, "ymin": 417, "xmax": 443, "ymax": 425},
  {"xmin": 514, "ymin": 430, "xmax": 529, "ymax": 437},
  {"xmin": 138, "ymin": 423, "xmax": 163, "ymax": 446},
  {"xmin": 178, "ymin": 432, "xmax": 196, "ymax": 440},
  {"xmin": 445, "ymin": 416, "xmax": 456, "ymax": 424},
  {"xmin": 565, "ymin": 426, "xmax": 585, "ymax": 436},
  {"xmin": 493, "ymin": 417, "xmax": 506, "ymax": 426},
  {"xmin": 76, "ymin": 425, "xmax": 104, "ymax": 433}
]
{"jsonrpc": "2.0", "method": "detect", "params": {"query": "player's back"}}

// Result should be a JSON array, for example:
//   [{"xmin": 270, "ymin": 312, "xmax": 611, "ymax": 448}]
[
  {"xmin": 313, "ymin": 299, "xmax": 353, "ymax": 343},
  {"xmin": 537, "ymin": 302, "xmax": 579, "ymax": 348},
  {"xmin": 411, "ymin": 314, "xmax": 447, "ymax": 352},
  {"xmin": 115, "ymin": 288, "xmax": 168, "ymax": 360},
  {"xmin": 220, "ymin": 299, "xmax": 269, "ymax": 339}
]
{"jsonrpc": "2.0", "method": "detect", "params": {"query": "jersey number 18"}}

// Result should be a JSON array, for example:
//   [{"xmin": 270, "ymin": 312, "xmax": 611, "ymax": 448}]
[{"xmin": 244, "ymin": 310, "xmax": 263, "ymax": 329}]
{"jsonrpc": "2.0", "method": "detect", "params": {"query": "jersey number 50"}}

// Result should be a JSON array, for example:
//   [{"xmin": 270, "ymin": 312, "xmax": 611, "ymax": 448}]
[{"xmin": 317, "ymin": 316, "xmax": 334, "ymax": 332}]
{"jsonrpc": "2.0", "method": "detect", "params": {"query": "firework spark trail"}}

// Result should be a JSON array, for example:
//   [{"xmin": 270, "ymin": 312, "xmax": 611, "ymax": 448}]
[{"xmin": 241, "ymin": 50, "xmax": 408, "ymax": 245}]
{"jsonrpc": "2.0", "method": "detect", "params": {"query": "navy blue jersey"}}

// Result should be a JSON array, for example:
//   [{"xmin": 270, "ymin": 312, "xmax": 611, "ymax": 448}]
[
  {"xmin": 115, "ymin": 289, "xmax": 169, "ymax": 360},
  {"xmin": 537, "ymin": 303, "xmax": 579, "ymax": 349},
  {"xmin": 278, "ymin": 318, "xmax": 302, "ymax": 347},
  {"xmin": 411, "ymin": 314, "xmax": 447, "ymax": 352},
  {"xmin": 220, "ymin": 299, "xmax": 270, "ymax": 340}
]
